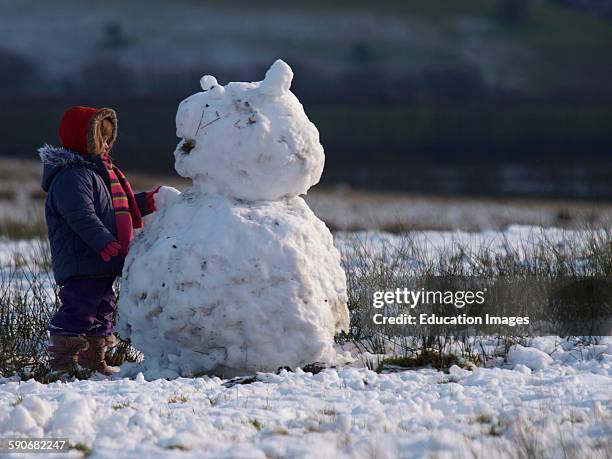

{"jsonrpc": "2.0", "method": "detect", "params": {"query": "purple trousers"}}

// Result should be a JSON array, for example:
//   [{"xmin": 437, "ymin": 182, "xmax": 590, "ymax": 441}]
[{"xmin": 48, "ymin": 277, "xmax": 116, "ymax": 337}]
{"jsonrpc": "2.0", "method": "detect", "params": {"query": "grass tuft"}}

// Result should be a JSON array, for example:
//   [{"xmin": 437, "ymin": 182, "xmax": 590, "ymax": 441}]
[
  {"xmin": 69, "ymin": 442, "xmax": 92, "ymax": 457},
  {"xmin": 163, "ymin": 444, "xmax": 190, "ymax": 451},
  {"xmin": 112, "ymin": 401, "xmax": 131, "ymax": 410},
  {"xmin": 376, "ymin": 350, "xmax": 461, "ymax": 372},
  {"xmin": 167, "ymin": 394, "xmax": 189, "ymax": 404}
]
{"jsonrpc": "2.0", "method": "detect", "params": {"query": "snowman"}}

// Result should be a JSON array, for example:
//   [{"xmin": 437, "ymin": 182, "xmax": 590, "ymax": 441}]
[{"xmin": 117, "ymin": 60, "xmax": 350, "ymax": 379}]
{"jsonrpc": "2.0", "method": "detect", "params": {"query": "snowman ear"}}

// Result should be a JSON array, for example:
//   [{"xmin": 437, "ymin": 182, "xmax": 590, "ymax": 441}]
[
  {"xmin": 200, "ymin": 75, "xmax": 225, "ymax": 99},
  {"xmin": 200, "ymin": 75, "xmax": 218, "ymax": 91},
  {"xmin": 259, "ymin": 59, "xmax": 293, "ymax": 96}
]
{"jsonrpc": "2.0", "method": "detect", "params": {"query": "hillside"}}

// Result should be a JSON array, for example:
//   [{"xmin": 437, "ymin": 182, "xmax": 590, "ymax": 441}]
[{"xmin": 1, "ymin": 0, "xmax": 611, "ymax": 96}]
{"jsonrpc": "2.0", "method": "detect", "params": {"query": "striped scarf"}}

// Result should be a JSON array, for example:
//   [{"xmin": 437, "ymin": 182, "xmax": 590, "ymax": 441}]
[{"xmin": 101, "ymin": 154, "xmax": 142, "ymax": 258}]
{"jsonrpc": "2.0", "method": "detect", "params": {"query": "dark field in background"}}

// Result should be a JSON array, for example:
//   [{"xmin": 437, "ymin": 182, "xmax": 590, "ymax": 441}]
[{"xmin": 1, "ymin": 0, "xmax": 611, "ymax": 200}]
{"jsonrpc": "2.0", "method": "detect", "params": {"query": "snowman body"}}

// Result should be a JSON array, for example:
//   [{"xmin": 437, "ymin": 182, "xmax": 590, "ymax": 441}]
[{"xmin": 117, "ymin": 60, "xmax": 349, "ymax": 378}]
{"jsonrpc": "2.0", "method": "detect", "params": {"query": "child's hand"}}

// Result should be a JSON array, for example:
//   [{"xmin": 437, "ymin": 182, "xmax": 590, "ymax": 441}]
[
  {"xmin": 148, "ymin": 186, "xmax": 181, "ymax": 212},
  {"xmin": 100, "ymin": 241, "xmax": 121, "ymax": 262}
]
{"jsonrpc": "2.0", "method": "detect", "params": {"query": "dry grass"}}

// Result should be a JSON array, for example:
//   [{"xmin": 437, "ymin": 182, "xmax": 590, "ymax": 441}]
[
  {"xmin": 0, "ymin": 218, "xmax": 48, "ymax": 240},
  {"xmin": 0, "ymin": 241, "xmax": 57, "ymax": 379},
  {"xmin": 0, "ymin": 189, "xmax": 17, "ymax": 201},
  {"xmin": 338, "ymin": 226, "xmax": 612, "ymax": 364}
]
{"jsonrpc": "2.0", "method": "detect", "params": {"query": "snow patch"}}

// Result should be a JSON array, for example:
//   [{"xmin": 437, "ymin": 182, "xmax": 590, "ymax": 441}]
[{"xmin": 508, "ymin": 344, "xmax": 553, "ymax": 371}]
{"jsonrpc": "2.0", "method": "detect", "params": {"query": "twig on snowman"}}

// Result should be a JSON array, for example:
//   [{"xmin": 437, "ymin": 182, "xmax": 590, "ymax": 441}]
[{"xmin": 195, "ymin": 110, "xmax": 221, "ymax": 136}]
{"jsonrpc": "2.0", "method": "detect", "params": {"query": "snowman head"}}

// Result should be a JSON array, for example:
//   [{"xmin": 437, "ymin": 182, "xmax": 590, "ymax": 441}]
[{"xmin": 174, "ymin": 59, "xmax": 324, "ymax": 201}]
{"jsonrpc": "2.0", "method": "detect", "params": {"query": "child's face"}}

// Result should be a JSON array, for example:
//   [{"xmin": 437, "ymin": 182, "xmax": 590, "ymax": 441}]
[
  {"xmin": 97, "ymin": 118, "xmax": 114, "ymax": 156},
  {"xmin": 100, "ymin": 138, "xmax": 110, "ymax": 156}
]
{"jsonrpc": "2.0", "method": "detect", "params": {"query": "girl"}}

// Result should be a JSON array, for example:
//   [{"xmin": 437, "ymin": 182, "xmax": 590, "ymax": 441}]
[{"xmin": 39, "ymin": 106, "xmax": 172, "ymax": 376}]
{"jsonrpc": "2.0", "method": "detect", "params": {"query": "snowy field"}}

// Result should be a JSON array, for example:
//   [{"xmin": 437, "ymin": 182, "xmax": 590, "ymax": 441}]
[
  {"xmin": 0, "ymin": 348, "xmax": 610, "ymax": 459},
  {"xmin": 1, "ymin": 228, "xmax": 611, "ymax": 458}
]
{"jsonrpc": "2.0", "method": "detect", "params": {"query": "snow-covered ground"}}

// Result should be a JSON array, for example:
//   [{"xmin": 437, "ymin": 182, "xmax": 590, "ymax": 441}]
[
  {"xmin": 307, "ymin": 187, "xmax": 612, "ymax": 232},
  {"xmin": 1, "ymin": 228, "xmax": 611, "ymax": 458},
  {"xmin": 1, "ymin": 341, "xmax": 611, "ymax": 458}
]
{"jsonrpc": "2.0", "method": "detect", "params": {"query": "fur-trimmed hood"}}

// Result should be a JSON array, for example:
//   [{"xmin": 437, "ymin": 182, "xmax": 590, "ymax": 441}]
[
  {"xmin": 59, "ymin": 106, "xmax": 117, "ymax": 156},
  {"xmin": 39, "ymin": 144, "xmax": 98, "ymax": 192},
  {"xmin": 39, "ymin": 144, "xmax": 95, "ymax": 168}
]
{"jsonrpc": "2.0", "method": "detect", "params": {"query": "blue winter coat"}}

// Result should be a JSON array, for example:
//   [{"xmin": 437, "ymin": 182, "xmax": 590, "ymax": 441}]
[{"xmin": 39, "ymin": 145, "xmax": 151, "ymax": 285}]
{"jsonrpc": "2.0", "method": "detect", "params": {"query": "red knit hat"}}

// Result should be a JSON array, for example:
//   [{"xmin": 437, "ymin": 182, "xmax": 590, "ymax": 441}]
[{"xmin": 59, "ymin": 106, "xmax": 117, "ymax": 155}]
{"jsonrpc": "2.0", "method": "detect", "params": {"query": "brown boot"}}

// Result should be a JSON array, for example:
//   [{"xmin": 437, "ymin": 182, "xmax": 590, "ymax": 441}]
[
  {"xmin": 78, "ymin": 335, "xmax": 120, "ymax": 376},
  {"xmin": 104, "ymin": 335, "xmax": 127, "ymax": 367},
  {"xmin": 48, "ymin": 335, "xmax": 89, "ymax": 373}
]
